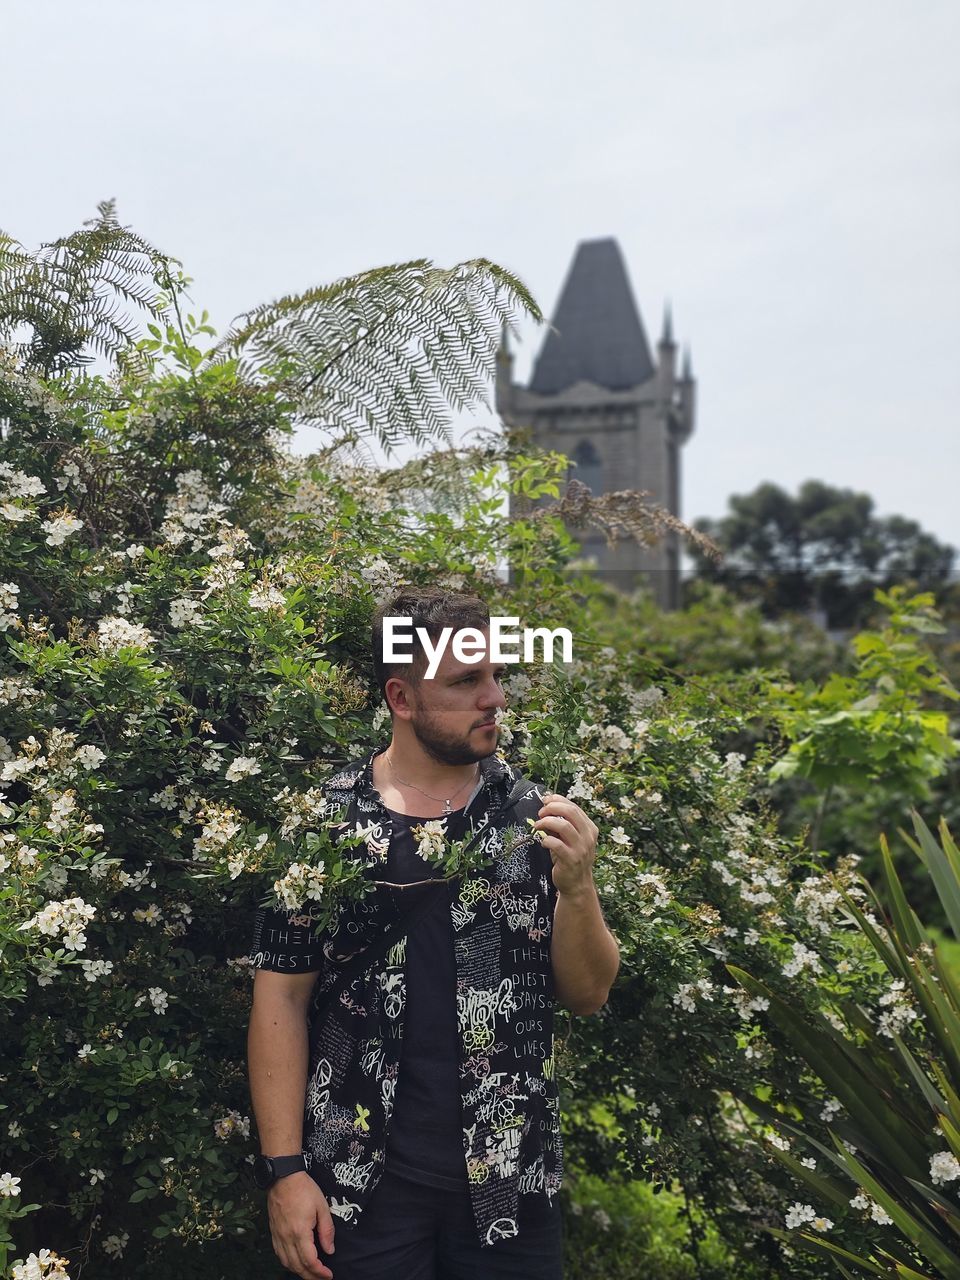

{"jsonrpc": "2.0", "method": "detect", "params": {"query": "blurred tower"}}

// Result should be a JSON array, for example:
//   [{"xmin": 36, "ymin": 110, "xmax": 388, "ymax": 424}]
[{"xmin": 497, "ymin": 237, "xmax": 696, "ymax": 609}]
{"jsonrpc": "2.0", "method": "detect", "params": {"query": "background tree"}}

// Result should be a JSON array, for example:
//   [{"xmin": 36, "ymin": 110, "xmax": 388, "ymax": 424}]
[{"xmin": 691, "ymin": 479, "xmax": 956, "ymax": 629}]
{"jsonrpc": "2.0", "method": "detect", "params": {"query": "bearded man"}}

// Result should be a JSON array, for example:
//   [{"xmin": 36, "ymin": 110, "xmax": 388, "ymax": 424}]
[{"xmin": 247, "ymin": 587, "xmax": 620, "ymax": 1279}]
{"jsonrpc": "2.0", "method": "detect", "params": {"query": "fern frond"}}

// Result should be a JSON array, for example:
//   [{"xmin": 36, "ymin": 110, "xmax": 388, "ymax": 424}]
[
  {"xmin": 0, "ymin": 201, "xmax": 173, "ymax": 373},
  {"xmin": 218, "ymin": 257, "xmax": 541, "ymax": 455}
]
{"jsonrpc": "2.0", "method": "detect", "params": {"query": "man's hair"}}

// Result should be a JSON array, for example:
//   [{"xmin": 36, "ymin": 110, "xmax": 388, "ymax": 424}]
[{"xmin": 372, "ymin": 586, "xmax": 490, "ymax": 709}]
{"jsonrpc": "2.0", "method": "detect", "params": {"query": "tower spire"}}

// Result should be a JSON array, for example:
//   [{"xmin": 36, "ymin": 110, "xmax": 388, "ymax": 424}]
[{"xmin": 660, "ymin": 301, "xmax": 674, "ymax": 347}]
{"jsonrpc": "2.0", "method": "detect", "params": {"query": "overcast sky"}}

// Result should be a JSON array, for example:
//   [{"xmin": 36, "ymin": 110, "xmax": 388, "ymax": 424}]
[{"xmin": 6, "ymin": 1, "xmax": 959, "ymax": 554}]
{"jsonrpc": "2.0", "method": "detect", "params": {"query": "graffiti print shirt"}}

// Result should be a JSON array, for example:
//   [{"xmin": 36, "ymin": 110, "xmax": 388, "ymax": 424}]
[{"xmin": 248, "ymin": 748, "xmax": 563, "ymax": 1247}]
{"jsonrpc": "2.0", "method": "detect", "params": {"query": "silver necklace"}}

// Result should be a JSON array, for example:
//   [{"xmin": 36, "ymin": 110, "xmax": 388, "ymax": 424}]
[{"xmin": 385, "ymin": 752, "xmax": 480, "ymax": 816}]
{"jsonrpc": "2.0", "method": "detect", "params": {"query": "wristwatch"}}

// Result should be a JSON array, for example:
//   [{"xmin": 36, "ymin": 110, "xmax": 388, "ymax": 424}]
[{"xmin": 252, "ymin": 1153, "xmax": 307, "ymax": 1190}]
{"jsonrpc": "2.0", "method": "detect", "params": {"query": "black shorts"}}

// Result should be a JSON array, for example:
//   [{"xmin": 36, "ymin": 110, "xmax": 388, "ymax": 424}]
[{"xmin": 282, "ymin": 1166, "xmax": 563, "ymax": 1280}]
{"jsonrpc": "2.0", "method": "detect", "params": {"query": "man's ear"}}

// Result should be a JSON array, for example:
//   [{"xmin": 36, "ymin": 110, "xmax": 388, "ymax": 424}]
[{"xmin": 385, "ymin": 676, "xmax": 415, "ymax": 721}]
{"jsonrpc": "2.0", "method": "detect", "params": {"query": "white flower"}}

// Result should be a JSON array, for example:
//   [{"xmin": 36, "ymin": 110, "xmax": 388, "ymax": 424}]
[
  {"xmin": 784, "ymin": 1202, "xmax": 816, "ymax": 1229},
  {"xmin": 12, "ymin": 1251, "xmax": 73, "ymax": 1280},
  {"xmin": 41, "ymin": 512, "xmax": 84, "ymax": 547},
  {"xmin": 77, "ymin": 1043, "xmax": 94, "ymax": 1059},
  {"xmin": 877, "ymin": 979, "xmax": 919, "ymax": 1038},
  {"xmin": 800, "ymin": 1156, "xmax": 817, "ymax": 1169},
  {"xmin": 1, "ymin": 754, "xmax": 38, "ymax": 782},
  {"xmin": 273, "ymin": 862, "xmax": 325, "ymax": 910},
  {"xmin": 72, "ymin": 745, "xmax": 106, "ymax": 771},
  {"xmin": 225, "ymin": 755, "xmax": 261, "ymax": 783},
  {"xmin": 795, "ymin": 876, "xmax": 842, "ymax": 934},
  {"xmin": 55, "ymin": 461, "xmax": 83, "ymax": 492},
  {"xmin": 870, "ymin": 1203, "xmax": 893, "ymax": 1225},
  {"xmin": 412, "ymin": 819, "xmax": 448, "ymax": 863},
  {"xmin": 599, "ymin": 724, "xmax": 630, "ymax": 753},
  {"xmin": 566, "ymin": 770, "xmax": 594, "ymax": 803},
  {"xmin": 193, "ymin": 804, "xmax": 242, "ymax": 856},
  {"xmin": 151, "ymin": 785, "xmax": 178, "ymax": 810},
  {"xmin": 213, "ymin": 1110, "xmax": 251, "ymax": 1140},
  {"xmin": 79, "ymin": 959, "xmax": 114, "ymax": 983},
  {"xmin": 88, "ymin": 1167, "xmax": 105, "ymax": 1185},
  {"xmin": 95, "ymin": 615, "xmax": 154, "ymax": 653},
  {"xmin": 1, "ymin": 501, "xmax": 33, "ymax": 522},
  {"xmin": 635, "ymin": 872, "xmax": 671, "ymax": 913},
  {"xmin": 134, "ymin": 986, "xmax": 169, "ymax": 1014},
  {"xmin": 0, "ymin": 462, "xmax": 46, "ymax": 501},
  {"xmin": 46, "ymin": 791, "xmax": 78, "ymax": 836},
  {"xmin": 18, "ymin": 897, "xmax": 95, "ymax": 953},
  {"xmin": 930, "ymin": 1151, "xmax": 960, "ymax": 1186},
  {"xmin": 8, "ymin": 1120, "xmax": 23, "ymax": 1138},
  {"xmin": 810, "ymin": 1216, "xmax": 833, "ymax": 1232},
  {"xmin": 819, "ymin": 1098, "xmax": 842, "ymax": 1122},
  {"xmin": 607, "ymin": 827, "xmax": 631, "ymax": 848},
  {"xmin": 672, "ymin": 978, "xmax": 714, "ymax": 1013},
  {"xmin": 102, "ymin": 1232, "xmax": 129, "ymax": 1259},
  {"xmin": 168, "ymin": 597, "xmax": 202, "ymax": 628},
  {"xmin": 0, "ymin": 1171, "xmax": 21, "ymax": 1196},
  {"xmin": 0, "ymin": 581, "xmax": 20, "ymax": 631},
  {"xmin": 248, "ymin": 583, "xmax": 285, "ymax": 612},
  {"xmin": 124, "ymin": 543, "xmax": 145, "ymax": 559},
  {"xmin": 782, "ymin": 942, "xmax": 822, "ymax": 979}
]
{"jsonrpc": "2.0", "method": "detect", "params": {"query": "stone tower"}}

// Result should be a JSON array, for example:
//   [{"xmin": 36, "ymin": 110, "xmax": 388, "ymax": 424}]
[{"xmin": 496, "ymin": 237, "xmax": 696, "ymax": 609}]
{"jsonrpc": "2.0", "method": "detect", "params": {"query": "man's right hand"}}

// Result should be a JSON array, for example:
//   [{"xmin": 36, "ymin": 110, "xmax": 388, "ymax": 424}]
[{"xmin": 266, "ymin": 1171, "xmax": 336, "ymax": 1280}]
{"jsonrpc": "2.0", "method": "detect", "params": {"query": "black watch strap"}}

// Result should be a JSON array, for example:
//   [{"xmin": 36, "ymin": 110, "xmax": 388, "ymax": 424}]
[{"xmin": 254, "ymin": 1152, "xmax": 306, "ymax": 1189}]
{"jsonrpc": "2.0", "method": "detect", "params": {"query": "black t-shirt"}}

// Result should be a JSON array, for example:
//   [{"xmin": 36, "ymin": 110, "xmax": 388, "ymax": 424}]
[{"xmin": 382, "ymin": 806, "xmax": 468, "ymax": 1190}]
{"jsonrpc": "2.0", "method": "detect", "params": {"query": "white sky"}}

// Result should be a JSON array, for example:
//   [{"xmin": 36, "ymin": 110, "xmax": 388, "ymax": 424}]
[{"xmin": 6, "ymin": 1, "xmax": 959, "ymax": 552}]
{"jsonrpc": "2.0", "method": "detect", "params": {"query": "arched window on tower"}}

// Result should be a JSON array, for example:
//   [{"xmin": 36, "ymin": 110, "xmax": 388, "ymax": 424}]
[{"xmin": 569, "ymin": 439, "xmax": 603, "ymax": 495}]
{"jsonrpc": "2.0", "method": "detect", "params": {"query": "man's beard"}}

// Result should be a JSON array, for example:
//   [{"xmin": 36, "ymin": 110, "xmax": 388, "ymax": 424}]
[{"xmin": 409, "ymin": 702, "xmax": 497, "ymax": 767}]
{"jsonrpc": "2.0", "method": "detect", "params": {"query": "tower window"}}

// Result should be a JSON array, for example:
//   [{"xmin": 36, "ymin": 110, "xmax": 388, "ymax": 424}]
[{"xmin": 569, "ymin": 439, "xmax": 603, "ymax": 494}]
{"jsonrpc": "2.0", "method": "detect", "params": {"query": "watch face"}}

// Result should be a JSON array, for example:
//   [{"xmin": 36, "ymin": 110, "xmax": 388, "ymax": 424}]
[{"xmin": 252, "ymin": 1155, "xmax": 274, "ymax": 1190}]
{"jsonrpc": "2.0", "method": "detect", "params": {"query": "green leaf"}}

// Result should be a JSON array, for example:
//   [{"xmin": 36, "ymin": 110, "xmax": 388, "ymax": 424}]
[
  {"xmin": 909, "ymin": 812, "xmax": 960, "ymax": 943},
  {"xmin": 832, "ymin": 1135, "xmax": 960, "ymax": 1280},
  {"xmin": 879, "ymin": 832, "xmax": 924, "ymax": 952},
  {"xmin": 766, "ymin": 1145, "xmax": 855, "ymax": 1210},
  {"xmin": 891, "ymin": 1034, "xmax": 948, "ymax": 1116},
  {"xmin": 937, "ymin": 1113, "xmax": 960, "ymax": 1169},
  {"xmin": 766, "ymin": 1226, "xmax": 888, "ymax": 1275},
  {"xmin": 727, "ymin": 966, "xmax": 929, "ymax": 1175}
]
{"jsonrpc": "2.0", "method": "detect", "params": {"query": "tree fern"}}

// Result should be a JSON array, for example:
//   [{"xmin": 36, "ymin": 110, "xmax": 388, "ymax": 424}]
[
  {"xmin": 0, "ymin": 199, "xmax": 170, "ymax": 374},
  {"xmin": 217, "ymin": 258, "xmax": 542, "ymax": 454},
  {"xmin": 1, "ymin": 205, "xmax": 542, "ymax": 458}
]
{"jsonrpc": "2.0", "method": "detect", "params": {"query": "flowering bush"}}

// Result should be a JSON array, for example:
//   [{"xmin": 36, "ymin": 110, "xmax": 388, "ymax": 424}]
[
  {"xmin": 2, "ymin": 210, "xmax": 958, "ymax": 1279},
  {"xmin": 730, "ymin": 813, "xmax": 960, "ymax": 1277}
]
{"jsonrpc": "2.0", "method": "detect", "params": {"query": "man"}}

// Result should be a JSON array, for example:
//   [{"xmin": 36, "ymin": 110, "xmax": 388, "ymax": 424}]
[{"xmin": 247, "ymin": 587, "xmax": 620, "ymax": 1279}]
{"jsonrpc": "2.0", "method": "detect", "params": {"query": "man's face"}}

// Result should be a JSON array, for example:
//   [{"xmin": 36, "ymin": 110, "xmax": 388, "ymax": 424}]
[{"xmin": 392, "ymin": 628, "xmax": 508, "ymax": 766}]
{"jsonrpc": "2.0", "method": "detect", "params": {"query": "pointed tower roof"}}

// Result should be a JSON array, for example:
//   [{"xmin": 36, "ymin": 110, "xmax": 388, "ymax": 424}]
[
  {"xmin": 529, "ymin": 238, "xmax": 656, "ymax": 395},
  {"xmin": 660, "ymin": 302, "xmax": 674, "ymax": 346}
]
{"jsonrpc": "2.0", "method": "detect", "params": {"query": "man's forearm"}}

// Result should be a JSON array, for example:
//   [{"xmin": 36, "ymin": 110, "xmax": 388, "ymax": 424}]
[
  {"xmin": 248, "ymin": 993, "xmax": 311, "ymax": 1154},
  {"xmin": 551, "ymin": 886, "xmax": 620, "ymax": 1016}
]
